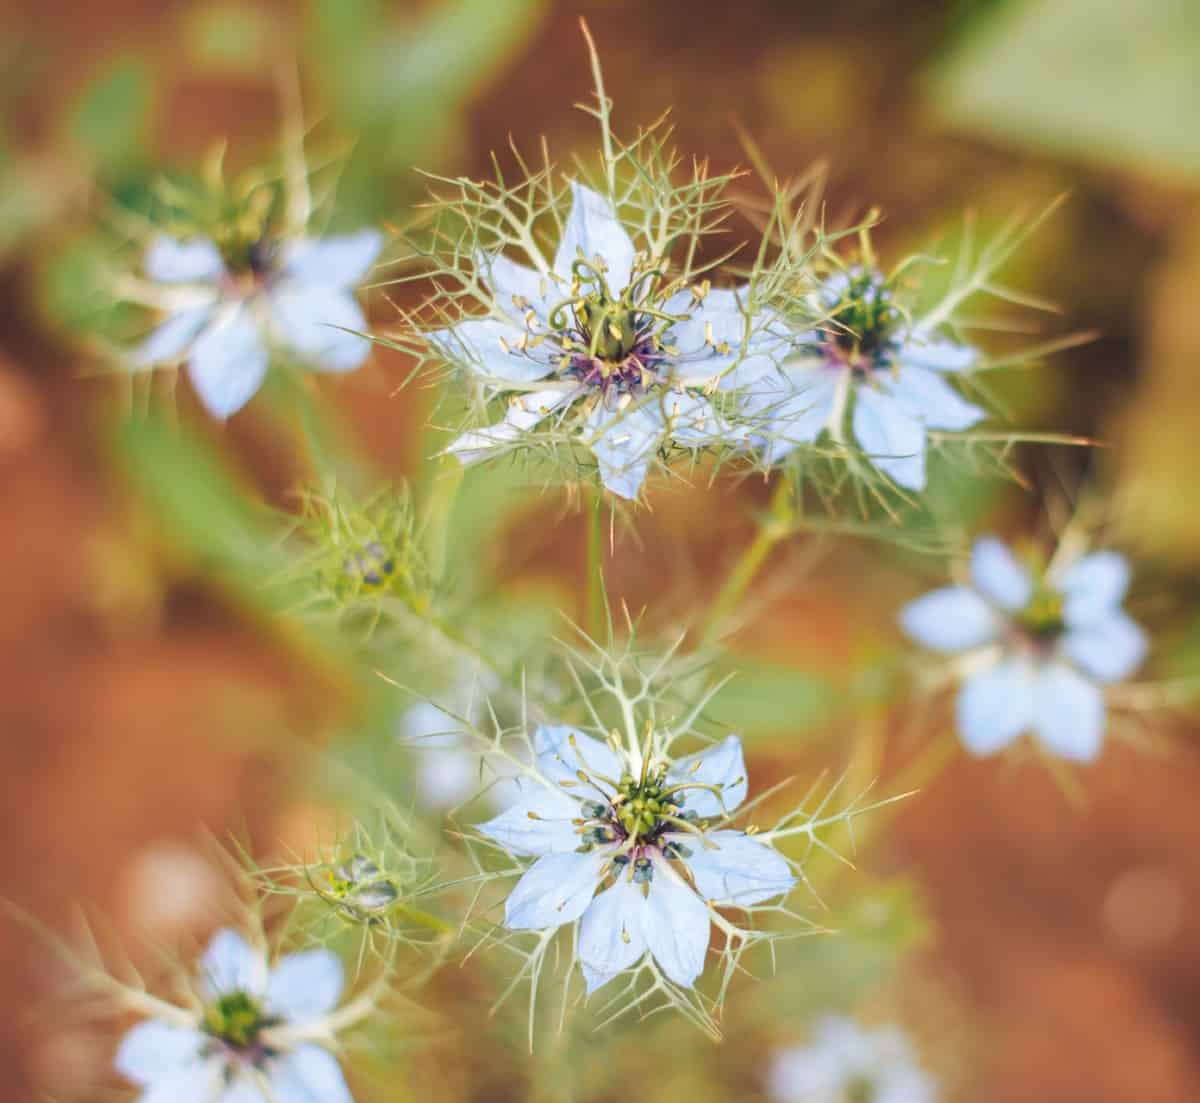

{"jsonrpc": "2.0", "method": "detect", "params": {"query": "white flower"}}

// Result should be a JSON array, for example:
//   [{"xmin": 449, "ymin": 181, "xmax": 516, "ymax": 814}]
[
  {"xmin": 430, "ymin": 182, "xmax": 783, "ymax": 499},
  {"xmin": 135, "ymin": 229, "xmax": 382, "ymax": 419},
  {"xmin": 476, "ymin": 726, "xmax": 795, "ymax": 992},
  {"xmin": 900, "ymin": 537, "xmax": 1147, "ymax": 762},
  {"xmin": 744, "ymin": 269, "xmax": 983, "ymax": 491},
  {"xmin": 767, "ymin": 1016, "xmax": 938, "ymax": 1103},
  {"xmin": 115, "ymin": 929, "xmax": 353, "ymax": 1103}
]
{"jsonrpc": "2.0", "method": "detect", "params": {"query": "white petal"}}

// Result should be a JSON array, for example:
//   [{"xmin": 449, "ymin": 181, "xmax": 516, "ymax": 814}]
[
  {"xmin": 641, "ymin": 862, "xmax": 710, "ymax": 988},
  {"xmin": 476, "ymin": 778, "xmax": 581, "ymax": 855},
  {"xmin": 533, "ymin": 725, "xmax": 624, "ymax": 788},
  {"xmin": 585, "ymin": 402, "xmax": 662, "ymax": 500},
  {"xmin": 970, "ymin": 537, "xmax": 1033, "ymax": 611},
  {"xmin": 137, "ymin": 1060, "xmax": 225, "ymax": 1103},
  {"xmin": 1031, "ymin": 664, "xmax": 1105, "ymax": 762},
  {"xmin": 429, "ymin": 317, "xmax": 554, "ymax": 384},
  {"xmin": 1062, "ymin": 612, "xmax": 1147, "ymax": 684},
  {"xmin": 114, "ymin": 1021, "xmax": 206, "ymax": 1086},
  {"xmin": 554, "ymin": 181, "xmax": 636, "ymax": 292},
  {"xmin": 270, "ymin": 286, "xmax": 371, "ymax": 372},
  {"xmin": 445, "ymin": 387, "xmax": 577, "ymax": 465},
  {"xmin": 135, "ymin": 307, "xmax": 215, "ymax": 367},
  {"xmin": 899, "ymin": 586, "xmax": 997, "ymax": 652},
  {"xmin": 668, "ymin": 735, "xmax": 748, "ymax": 818},
  {"xmin": 416, "ymin": 743, "xmax": 478, "ymax": 808},
  {"xmin": 504, "ymin": 852, "xmax": 602, "ymax": 931},
  {"xmin": 897, "ymin": 336, "xmax": 978, "ymax": 372},
  {"xmin": 217, "ymin": 1076, "xmax": 269, "ymax": 1103},
  {"xmin": 145, "ymin": 236, "xmax": 225, "ymax": 284},
  {"xmin": 851, "ymin": 386, "xmax": 927, "ymax": 491},
  {"xmin": 883, "ymin": 364, "xmax": 985, "ymax": 431},
  {"xmin": 578, "ymin": 879, "xmax": 648, "ymax": 993},
  {"xmin": 200, "ymin": 929, "xmax": 268, "ymax": 998},
  {"xmin": 682, "ymin": 830, "xmax": 794, "ymax": 907},
  {"xmin": 265, "ymin": 949, "xmax": 344, "ymax": 1023},
  {"xmin": 765, "ymin": 1044, "xmax": 844, "ymax": 1102},
  {"xmin": 955, "ymin": 660, "xmax": 1034, "ymax": 756},
  {"xmin": 477, "ymin": 251, "xmax": 558, "ymax": 315},
  {"xmin": 282, "ymin": 230, "xmax": 383, "ymax": 287},
  {"xmin": 746, "ymin": 368, "xmax": 837, "ymax": 464},
  {"xmin": 269, "ymin": 1044, "xmax": 354, "ymax": 1103},
  {"xmin": 1056, "ymin": 551, "xmax": 1131, "ymax": 624},
  {"xmin": 187, "ymin": 308, "xmax": 269, "ymax": 419},
  {"xmin": 659, "ymin": 391, "xmax": 728, "ymax": 448}
]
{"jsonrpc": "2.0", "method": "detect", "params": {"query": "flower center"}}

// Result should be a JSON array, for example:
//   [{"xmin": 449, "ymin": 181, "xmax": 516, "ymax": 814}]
[
  {"xmin": 821, "ymin": 270, "xmax": 900, "ymax": 374},
  {"xmin": 1015, "ymin": 586, "xmax": 1065, "ymax": 642},
  {"xmin": 325, "ymin": 854, "xmax": 400, "ymax": 921},
  {"xmin": 342, "ymin": 541, "xmax": 395, "ymax": 589},
  {"xmin": 844, "ymin": 1075, "xmax": 878, "ymax": 1103},
  {"xmin": 614, "ymin": 771, "xmax": 680, "ymax": 842},
  {"xmin": 203, "ymin": 991, "xmax": 273, "ymax": 1051}
]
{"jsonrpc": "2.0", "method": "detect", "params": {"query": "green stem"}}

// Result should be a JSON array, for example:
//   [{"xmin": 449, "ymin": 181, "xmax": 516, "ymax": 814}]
[
  {"xmin": 700, "ymin": 475, "xmax": 794, "ymax": 645},
  {"xmin": 585, "ymin": 492, "xmax": 606, "ymax": 638}
]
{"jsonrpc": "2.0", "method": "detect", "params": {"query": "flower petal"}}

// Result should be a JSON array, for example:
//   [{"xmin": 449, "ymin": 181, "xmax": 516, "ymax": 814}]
[
  {"xmin": 187, "ymin": 307, "xmax": 269, "ymax": 419},
  {"xmin": 533, "ymin": 725, "xmax": 624, "ymax": 789},
  {"xmin": 269, "ymin": 1044, "xmax": 354, "ymax": 1103},
  {"xmin": 667, "ymin": 735, "xmax": 748, "ymax": 819},
  {"xmin": 1031, "ymin": 663, "xmax": 1105, "ymax": 762},
  {"xmin": 883, "ymin": 364, "xmax": 985, "ymax": 431},
  {"xmin": 681, "ymin": 830, "xmax": 794, "ymax": 907},
  {"xmin": 504, "ymin": 852, "xmax": 602, "ymax": 931},
  {"xmin": 747, "ymin": 367, "xmax": 837, "ymax": 464},
  {"xmin": 217, "ymin": 1076, "xmax": 270, "ymax": 1103},
  {"xmin": 476, "ymin": 777, "xmax": 581, "ymax": 856},
  {"xmin": 899, "ymin": 586, "xmax": 998, "ymax": 652},
  {"xmin": 642, "ymin": 862, "xmax": 710, "ymax": 988},
  {"xmin": 145, "ymin": 236, "xmax": 225, "ymax": 284},
  {"xmin": 115, "ymin": 1021, "xmax": 207, "ymax": 1086},
  {"xmin": 554, "ymin": 182, "xmax": 636, "ymax": 292},
  {"xmin": 585, "ymin": 401, "xmax": 662, "ymax": 500},
  {"xmin": 659, "ymin": 391, "xmax": 732, "ymax": 448},
  {"xmin": 1056, "ymin": 551, "xmax": 1131, "ymax": 625},
  {"xmin": 445, "ymin": 387, "xmax": 578, "ymax": 465},
  {"xmin": 135, "ymin": 306, "xmax": 215, "ymax": 367},
  {"xmin": 851, "ymin": 386, "xmax": 927, "ymax": 490},
  {"xmin": 955, "ymin": 659, "xmax": 1035, "ymax": 756},
  {"xmin": 137, "ymin": 1060, "xmax": 225, "ymax": 1103},
  {"xmin": 578, "ymin": 879, "xmax": 648, "ymax": 993},
  {"xmin": 897, "ymin": 336, "xmax": 978, "ymax": 373},
  {"xmin": 1062, "ymin": 611, "xmax": 1147, "ymax": 684},
  {"xmin": 429, "ymin": 317, "xmax": 554, "ymax": 384},
  {"xmin": 282, "ymin": 230, "xmax": 383, "ymax": 287},
  {"xmin": 970, "ymin": 537, "xmax": 1033, "ymax": 612},
  {"xmin": 477, "ymin": 251, "xmax": 558, "ymax": 316},
  {"xmin": 270, "ymin": 286, "xmax": 371, "ymax": 372},
  {"xmin": 200, "ymin": 929, "xmax": 268, "ymax": 999},
  {"xmin": 265, "ymin": 949, "xmax": 344, "ymax": 1023}
]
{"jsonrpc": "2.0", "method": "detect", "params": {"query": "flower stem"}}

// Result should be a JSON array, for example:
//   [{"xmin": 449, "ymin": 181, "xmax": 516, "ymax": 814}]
[
  {"xmin": 585, "ymin": 491, "xmax": 606, "ymax": 638},
  {"xmin": 700, "ymin": 475, "xmax": 794, "ymax": 645}
]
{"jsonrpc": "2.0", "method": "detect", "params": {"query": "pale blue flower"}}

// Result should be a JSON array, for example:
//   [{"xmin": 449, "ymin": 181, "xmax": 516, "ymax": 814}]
[
  {"xmin": 115, "ymin": 929, "xmax": 353, "ymax": 1103},
  {"xmin": 900, "ymin": 537, "xmax": 1147, "ymax": 762},
  {"xmin": 476, "ymin": 726, "xmax": 794, "ymax": 992},
  {"xmin": 767, "ymin": 1016, "xmax": 938, "ymax": 1103},
  {"xmin": 136, "ymin": 230, "xmax": 382, "ymax": 419},
  {"xmin": 745, "ymin": 269, "xmax": 984, "ymax": 490},
  {"xmin": 430, "ymin": 182, "xmax": 781, "ymax": 499}
]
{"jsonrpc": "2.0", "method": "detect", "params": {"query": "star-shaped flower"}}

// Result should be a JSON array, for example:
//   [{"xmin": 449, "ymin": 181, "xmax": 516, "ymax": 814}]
[
  {"xmin": 900, "ymin": 537, "xmax": 1148, "ymax": 761},
  {"xmin": 476, "ymin": 725, "xmax": 795, "ymax": 992},
  {"xmin": 115, "ymin": 929, "xmax": 354, "ymax": 1103},
  {"xmin": 430, "ymin": 182, "xmax": 783, "ymax": 499},
  {"xmin": 767, "ymin": 1017, "xmax": 938, "ymax": 1103},
  {"xmin": 135, "ymin": 229, "xmax": 382, "ymax": 418},
  {"xmin": 744, "ymin": 269, "xmax": 984, "ymax": 490}
]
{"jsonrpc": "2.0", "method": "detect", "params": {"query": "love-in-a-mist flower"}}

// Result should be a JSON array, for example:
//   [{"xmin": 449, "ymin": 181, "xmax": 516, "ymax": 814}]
[
  {"xmin": 745, "ymin": 268, "xmax": 984, "ymax": 490},
  {"xmin": 900, "ymin": 537, "xmax": 1147, "ymax": 762},
  {"xmin": 135, "ymin": 227, "xmax": 382, "ymax": 418},
  {"xmin": 430, "ymin": 182, "xmax": 781, "ymax": 499},
  {"xmin": 115, "ymin": 928, "xmax": 354, "ymax": 1103},
  {"xmin": 476, "ymin": 725, "xmax": 795, "ymax": 992},
  {"xmin": 767, "ymin": 1017, "xmax": 938, "ymax": 1103}
]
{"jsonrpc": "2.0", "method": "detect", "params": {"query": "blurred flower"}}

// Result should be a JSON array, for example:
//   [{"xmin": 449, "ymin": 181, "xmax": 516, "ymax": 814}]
[
  {"xmin": 115, "ymin": 928, "xmax": 353, "ymax": 1103},
  {"xmin": 766, "ymin": 1016, "xmax": 937, "ymax": 1103},
  {"xmin": 900, "ymin": 537, "xmax": 1147, "ymax": 761},
  {"xmin": 746, "ymin": 269, "xmax": 983, "ymax": 490},
  {"xmin": 135, "ymin": 229, "xmax": 382, "ymax": 418},
  {"xmin": 431, "ymin": 182, "xmax": 779, "ymax": 498},
  {"xmin": 476, "ymin": 726, "xmax": 794, "ymax": 991}
]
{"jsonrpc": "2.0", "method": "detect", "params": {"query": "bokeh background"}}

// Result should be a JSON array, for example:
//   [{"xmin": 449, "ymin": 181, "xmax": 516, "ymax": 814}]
[{"xmin": 2, "ymin": 1, "xmax": 1200, "ymax": 1100}]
